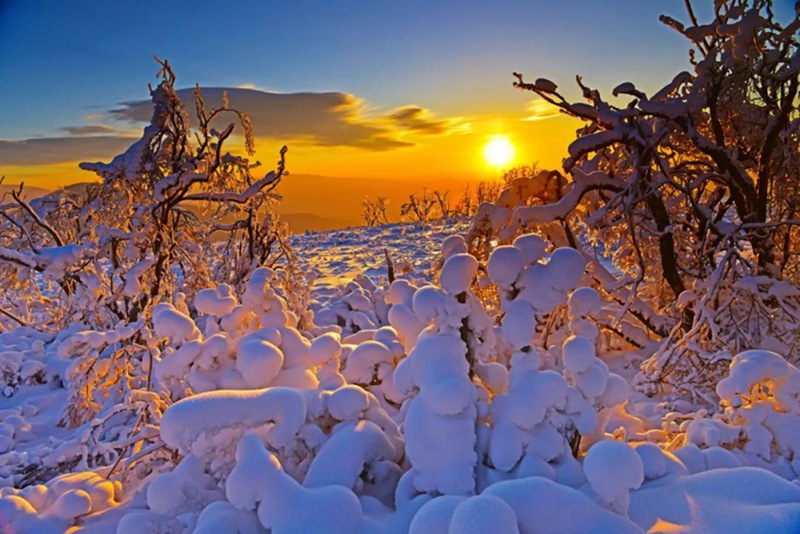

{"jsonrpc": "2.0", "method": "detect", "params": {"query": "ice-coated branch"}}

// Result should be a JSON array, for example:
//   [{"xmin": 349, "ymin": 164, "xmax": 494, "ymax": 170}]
[
  {"xmin": 0, "ymin": 246, "xmax": 35, "ymax": 269},
  {"xmin": 9, "ymin": 186, "xmax": 65, "ymax": 247},
  {"xmin": 181, "ymin": 147, "xmax": 286, "ymax": 204},
  {"xmin": 514, "ymin": 170, "xmax": 621, "ymax": 227}
]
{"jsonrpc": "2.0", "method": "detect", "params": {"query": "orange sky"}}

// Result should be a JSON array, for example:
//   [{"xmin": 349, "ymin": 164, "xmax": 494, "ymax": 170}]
[
  {"xmin": 2, "ymin": 1, "xmax": 718, "ymax": 212},
  {"xmin": 0, "ymin": 110, "xmax": 583, "ymax": 232},
  {"xmin": 0, "ymin": 112, "xmax": 578, "ymax": 191}
]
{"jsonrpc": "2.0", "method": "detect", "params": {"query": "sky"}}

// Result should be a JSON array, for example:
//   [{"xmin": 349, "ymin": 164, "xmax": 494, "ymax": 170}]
[{"xmin": 1, "ymin": 0, "xmax": 794, "ymax": 193}]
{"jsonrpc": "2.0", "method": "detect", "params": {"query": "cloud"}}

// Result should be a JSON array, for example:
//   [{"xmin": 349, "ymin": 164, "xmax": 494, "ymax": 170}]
[
  {"xmin": 522, "ymin": 99, "xmax": 561, "ymax": 122},
  {"xmin": 0, "ymin": 136, "xmax": 137, "ymax": 165},
  {"xmin": 236, "ymin": 83, "xmax": 275, "ymax": 92},
  {"xmin": 386, "ymin": 106, "xmax": 465, "ymax": 135},
  {"xmin": 111, "ymin": 88, "xmax": 415, "ymax": 151},
  {"xmin": 1, "ymin": 88, "xmax": 467, "ymax": 167},
  {"xmin": 60, "ymin": 124, "xmax": 118, "ymax": 136},
  {"xmin": 82, "ymin": 113, "xmax": 104, "ymax": 122}
]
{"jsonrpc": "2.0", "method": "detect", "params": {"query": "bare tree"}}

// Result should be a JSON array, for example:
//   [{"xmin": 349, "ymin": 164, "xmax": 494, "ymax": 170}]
[
  {"xmin": 512, "ymin": 1, "xmax": 799, "ymax": 299},
  {"xmin": 362, "ymin": 196, "xmax": 390, "ymax": 226},
  {"xmin": 433, "ymin": 190, "xmax": 454, "ymax": 218},
  {"xmin": 400, "ymin": 188, "xmax": 436, "ymax": 222}
]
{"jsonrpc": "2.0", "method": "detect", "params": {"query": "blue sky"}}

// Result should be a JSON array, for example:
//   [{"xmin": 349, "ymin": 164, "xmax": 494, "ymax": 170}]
[
  {"xmin": 1, "ymin": 0, "xmax": 795, "ymax": 185},
  {"xmin": 0, "ymin": 0, "xmax": 698, "ymax": 138}
]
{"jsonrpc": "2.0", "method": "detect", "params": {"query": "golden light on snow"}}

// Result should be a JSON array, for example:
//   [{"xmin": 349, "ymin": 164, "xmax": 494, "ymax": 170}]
[{"xmin": 483, "ymin": 136, "xmax": 514, "ymax": 169}]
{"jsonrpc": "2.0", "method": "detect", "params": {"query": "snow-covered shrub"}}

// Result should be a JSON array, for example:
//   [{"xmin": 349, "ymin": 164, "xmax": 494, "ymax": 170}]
[
  {"xmin": 484, "ymin": 241, "xmax": 593, "ymax": 472},
  {"xmin": 466, "ymin": 171, "xmax": 572, "ymax": 262},
  {"xmin": 408, "ymin": 475, "xmax": 643, "ymax": 534},
  {"xmin": 506, "ymin": 0, "xmax": 800, "ymax": 401},
  {"xmin": 392, "ymin": 249, "xmax": 494, "ymax": 496},
  {"xmin": 678, "ymin": 350, "xmax": 800, "ymax": 477},
  {"xmin": 639, "ymin": 269, "xmax": 800, "ymax": 403},
  {"xmin": 312, "ymin": 274, "xmax": 390, "ymax": 336},
  {"xmin": 0, "ymin": 344, "xmax": 46, "ymax": 398},
  {"xmin": 560, "ymin": 288, "xmax": 631, "ymax": 449},
  {"xmin": 581, "ymin": 440, "xmax": 643, "ymax": 515},
  {"xmin": 0, "ymin": 59, "xmax": 294, "ymax": 337},
  {"xmin": 0, "ymin": 472, "xmax": 120, "ymax": 533}
]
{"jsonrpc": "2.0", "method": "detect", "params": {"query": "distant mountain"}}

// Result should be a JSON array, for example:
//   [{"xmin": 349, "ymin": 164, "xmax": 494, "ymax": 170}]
[
  {"xmin": 53, "ymin": 182, "xmax": 97, "ymax": 196},
  {"xmin": 0, "ymin": 184, "xmax": 51, "ymax": 200},
  {"xmin": 1, "ymin": 174, "xmax": 482, "ymax": 233}
]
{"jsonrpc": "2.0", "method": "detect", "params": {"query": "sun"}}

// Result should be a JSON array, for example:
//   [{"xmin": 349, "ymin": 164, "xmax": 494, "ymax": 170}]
[{"xmin": 483, "ymin": 136, "xmax": 514, "ymax": 169}]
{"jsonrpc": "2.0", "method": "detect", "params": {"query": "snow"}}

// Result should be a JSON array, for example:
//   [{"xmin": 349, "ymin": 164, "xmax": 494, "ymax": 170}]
[
  {"xmin": 439, "ymin": 253, "xmax": 478, "ymax": 295},
  {"xmin": 501, "ymin": 299, "xmax": 536, "ymax": 347},
  {"xmin": 327, "ymin": 385, "xmax": 370, "ymax": 420},
  {"xmin": 195, "ymin": 284, "xmax": 239, "ymax": 317},
  {"xmin": 303, "ymin": 419, "xmax": 399, "ymax": 502},
  {"xmin": 487, "ymin": 246, "xmax": 524, "ymax": 288},
  {"xmin": 227, "ymin": 434, "xmax": 364, "ymax": 533},
  {"xmin": 152, "ymin": 302, "xmax": 201, "ymax": 344},
  {"xmin": 236, "ymin": 336, "xmax": 285, "ymax": 389},
  {"xmin": 343, "ymin": 341, "xmax": 393, "ymax": 386},
  {"xmin": 447, "ymin": 495, "xmax": 519, "ymax": 534},
  {"xmin": 160, "ymin": 387, "xmax": 307, "ymax": 454},
  {"xmin": 583, "ymin": 440, "xmax": 644, "ymax": 515},
  {"xmin": 562, "ymin": 335, "xmax": 596, "ymax": 373},
  {"xmin": 1, "ymin": 220, "xmax": 800, "ymax": 533},
  {"xmin": 482, "ymin": 477, "xmax": 642, "ymax": 533},
  {"xmin": 630, "ymin": 467, "xmax": 800, "ymax": 534},
  {"xmin": 36, "ymin": 245, "xmax": 83, "ymax": 277},
  {"xmin": 0, "ymin": 472, "xmax": 121, "ymax": 532}
]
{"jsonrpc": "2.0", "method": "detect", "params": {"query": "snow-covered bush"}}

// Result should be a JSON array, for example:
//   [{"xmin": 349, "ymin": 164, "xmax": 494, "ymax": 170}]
[
  {"xmin": 312, "ymin": 274, "xmax": 391, "ymax": 336},
  {"xmin": 0, "ymin": 60, "xmax": 302, "ymax": 485},
  {"xmin": 0, "ymin": 472, "xmax": 120, "ymax": 532},
  {"xmin": 392, "ymin": 248, "xmax": 492, "ymax": 496},
  {"xmin": 639, "ymin": 269, "xmax": 800, "ymax": 402},
  {"xmin": 679, "ymin": 350, "xmax": 800, "ymax": 476}
]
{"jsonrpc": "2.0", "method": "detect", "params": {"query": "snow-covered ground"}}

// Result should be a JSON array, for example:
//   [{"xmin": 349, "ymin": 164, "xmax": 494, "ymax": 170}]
[
  {"xmin": 290, "ymin": 219, "xmax": 469, "ymax": 285},
  {"xmin": 1, "ymin": 220, "xmax": 800, "ymax": 533}
]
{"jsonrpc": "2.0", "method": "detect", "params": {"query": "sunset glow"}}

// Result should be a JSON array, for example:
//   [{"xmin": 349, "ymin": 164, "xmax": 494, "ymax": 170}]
[{"xmin": 0, "ymin": 0, "xmax": 712, "ymax": 208}]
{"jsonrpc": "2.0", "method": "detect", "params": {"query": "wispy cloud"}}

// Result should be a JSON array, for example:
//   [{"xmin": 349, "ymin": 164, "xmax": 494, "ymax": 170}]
[
  {"xmin": 60, "ymin": 124, "xmax": 118, "ymax": 136},
  {"xmin": 521, "ymin": 99, "xmax": 561, "ymax": 122},
  {"xmin": 386, "ymin": 106, "xmax": 468, "ymax": 135},
  {"xmin": 236, "ymin": 83, "xmax": 275, "ymax": 92}
]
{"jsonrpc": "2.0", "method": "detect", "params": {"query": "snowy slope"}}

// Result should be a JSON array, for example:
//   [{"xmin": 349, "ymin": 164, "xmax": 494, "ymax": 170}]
[{"xmin": 290, "ymin": 219, "xmax": 469, "ymax": 285}]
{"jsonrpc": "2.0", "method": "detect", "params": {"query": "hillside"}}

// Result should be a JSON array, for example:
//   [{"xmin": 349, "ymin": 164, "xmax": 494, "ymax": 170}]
[
  {"xmin": 0, "ymin": 184, "xmax": 50, "ymax": 200},
  {"xmin": 2, "ymin": 217, "xmax": 800, "ymax": 533},
  {"xmin": 0, "ymin": 175, "xmax": 485, "ymax": 233}
]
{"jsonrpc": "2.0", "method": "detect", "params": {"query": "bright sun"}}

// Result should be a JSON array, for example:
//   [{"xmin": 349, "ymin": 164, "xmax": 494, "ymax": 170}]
[{"xmin": 483, "ymin": 137, "xmax": 514, "ymax": 169}]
